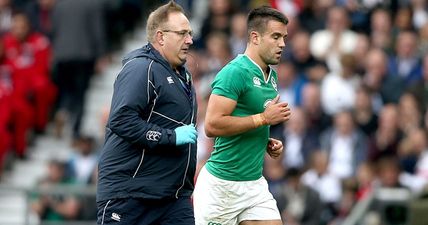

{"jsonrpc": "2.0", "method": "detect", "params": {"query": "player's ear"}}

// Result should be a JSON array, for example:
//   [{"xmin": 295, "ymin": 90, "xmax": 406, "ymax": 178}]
[{"xmin": 250, "ymin": 31, "xmax": 260, "ymax": 45}]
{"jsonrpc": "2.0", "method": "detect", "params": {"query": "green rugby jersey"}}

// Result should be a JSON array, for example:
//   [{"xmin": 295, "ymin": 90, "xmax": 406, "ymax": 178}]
[{"xmin": 205, "ymin": 54, "xmax": 279, "ymax": 181}]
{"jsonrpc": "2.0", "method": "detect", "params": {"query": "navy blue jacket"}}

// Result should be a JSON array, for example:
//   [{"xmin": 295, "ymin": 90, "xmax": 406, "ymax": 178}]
[{"xmin": 97, "ymin": 44, "xmax": 197, "ymax": 202}]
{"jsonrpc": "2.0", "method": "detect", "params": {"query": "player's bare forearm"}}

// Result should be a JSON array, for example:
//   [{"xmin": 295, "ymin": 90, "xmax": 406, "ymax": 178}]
[
  {"xmin": 205, "ymin": 94, "xmax": 257, "ymax": 137},
  {"xmin": 204, "ymin": 94, "xmax": 291, "ymax": 137}
]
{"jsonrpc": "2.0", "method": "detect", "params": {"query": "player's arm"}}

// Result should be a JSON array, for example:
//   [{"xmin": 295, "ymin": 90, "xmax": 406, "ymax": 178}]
[{"xmin": 204, "ymin": 94, "xmax": 291, "ymax": 137}]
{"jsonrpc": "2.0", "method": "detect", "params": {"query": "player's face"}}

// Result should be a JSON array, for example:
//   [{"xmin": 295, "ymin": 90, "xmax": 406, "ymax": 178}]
[
  {"xmin": 161, "ymin": 12, "xmax": 193, "ymax": 69},
  {"xmin": 259, "ymin": 20, "xmax": 287, "ymax": 65}
]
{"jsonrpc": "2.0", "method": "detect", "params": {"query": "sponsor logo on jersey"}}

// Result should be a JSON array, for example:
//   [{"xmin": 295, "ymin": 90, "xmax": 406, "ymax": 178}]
[
  {"xmin": 146, "ymin": 130, "xmax": 161, "ymax": 141},
  {"xmin": 253, "ymin": 77, "xmax": 261, "ymax": 87}
]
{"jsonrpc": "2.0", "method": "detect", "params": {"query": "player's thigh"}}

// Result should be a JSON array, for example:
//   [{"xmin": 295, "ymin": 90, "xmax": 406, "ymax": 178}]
[
  {"xmin": 193, "ymin": 167, "xmax": 240, "ymax": 225},
  {"xmin": 237, "ymin": 177, "xmax": 282, "ymax": 224},
  {"xmin": 239, "ymin": 220, "xmax": 282, "ymax": 225}
]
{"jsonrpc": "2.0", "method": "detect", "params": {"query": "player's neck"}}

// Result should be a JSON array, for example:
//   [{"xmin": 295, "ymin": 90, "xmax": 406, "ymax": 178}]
[{"xmin": 244, "ymin": 48, "xmax": 269, "ymax": 78}]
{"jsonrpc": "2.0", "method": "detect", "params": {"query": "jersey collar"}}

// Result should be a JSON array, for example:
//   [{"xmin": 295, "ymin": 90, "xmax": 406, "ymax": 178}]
[{"xmin": 241, "ymin": 54, "xmax": 272, "ymax": 84}]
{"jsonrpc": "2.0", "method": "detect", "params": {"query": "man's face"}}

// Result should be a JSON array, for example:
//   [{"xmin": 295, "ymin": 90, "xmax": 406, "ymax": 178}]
[
  {"xmin": 258, "ymin": 20, "xmax": 287, "ymax": 66},
  {"xmin": 11, "ymin": 14, "xmax": 30, "ymax": 41},
  {"xmin": 160, "ymin": 12, "xmax": 193, "ymax": 68}
]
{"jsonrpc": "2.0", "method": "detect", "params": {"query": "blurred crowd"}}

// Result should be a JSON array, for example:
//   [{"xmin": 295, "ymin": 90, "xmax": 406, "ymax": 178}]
[{"xmin": 1, "ymin": 0, "xmax": 428, "ymax": 224}]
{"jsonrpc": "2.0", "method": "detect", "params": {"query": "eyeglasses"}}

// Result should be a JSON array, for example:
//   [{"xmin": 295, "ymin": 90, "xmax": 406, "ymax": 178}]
[{"xmin": 161, "ymin": 30, "xmax": 193, "ymax": 39}]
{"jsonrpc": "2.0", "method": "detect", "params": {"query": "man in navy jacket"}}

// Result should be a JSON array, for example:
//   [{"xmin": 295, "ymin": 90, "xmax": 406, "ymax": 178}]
[{"xmin": 96, "ymin": 1, "xmax": 198, "ymax": 224}]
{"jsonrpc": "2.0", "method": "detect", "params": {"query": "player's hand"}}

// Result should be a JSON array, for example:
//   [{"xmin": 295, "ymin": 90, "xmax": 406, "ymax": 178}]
[
  {"xmin": 262, "ymin": 95, "xmax": 291, "ymax": 125},
  {"xmin": 174, "ymin": 124, "xmax": 197, "ymax": 145},
  {"xmin": 267, "ymin": 138, "xmax": 283, "ymax": 159}
]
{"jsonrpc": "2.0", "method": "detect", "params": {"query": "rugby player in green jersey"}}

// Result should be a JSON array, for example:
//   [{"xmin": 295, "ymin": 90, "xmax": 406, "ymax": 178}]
[{"xmin": 193, "ymin": 5, "xmax": 291, "ymax": 225}]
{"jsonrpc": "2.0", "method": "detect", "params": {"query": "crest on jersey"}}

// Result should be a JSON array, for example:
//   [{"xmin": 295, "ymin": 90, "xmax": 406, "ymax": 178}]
[{"xmin": 263, "ymin": 99, "xmax": 273, "ymax": 108}]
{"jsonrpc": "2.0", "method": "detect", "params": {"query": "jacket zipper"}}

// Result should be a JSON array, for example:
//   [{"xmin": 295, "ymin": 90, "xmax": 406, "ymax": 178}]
[
  {"xmin": 132, "ymin": 149, "xmax": 145, "ymax": 178},
  {"xmin": 175, "ymin": 86, "xmax": 196, "ymax": 198}
]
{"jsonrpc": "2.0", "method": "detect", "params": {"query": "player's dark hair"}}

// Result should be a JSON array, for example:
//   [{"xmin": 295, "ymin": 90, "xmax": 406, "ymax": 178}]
[{"xmin": 247, "ymin": 6, "xmax": 288, "ymax": 36}]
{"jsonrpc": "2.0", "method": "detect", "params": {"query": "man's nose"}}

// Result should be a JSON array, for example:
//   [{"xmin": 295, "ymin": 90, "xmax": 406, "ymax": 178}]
[{"xmin": 185, "ymin": 35, "xmax": 193, "ymax": 45}]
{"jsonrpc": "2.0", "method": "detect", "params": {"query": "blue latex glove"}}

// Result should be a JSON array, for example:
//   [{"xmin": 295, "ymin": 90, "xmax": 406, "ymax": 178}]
[{"xmin": 174, "ymin": 124, "xmax": 197, "ymax": 145}]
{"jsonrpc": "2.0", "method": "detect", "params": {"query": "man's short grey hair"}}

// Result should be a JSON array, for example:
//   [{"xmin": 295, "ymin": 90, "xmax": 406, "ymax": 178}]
[{"xmin": 146, "ymin": 1, "xmax": 186, "ymax": 43}]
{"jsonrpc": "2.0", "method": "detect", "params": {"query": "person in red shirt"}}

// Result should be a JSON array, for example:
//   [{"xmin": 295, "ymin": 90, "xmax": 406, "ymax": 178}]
[
  {"xmin": 0, "ymin": 38, "xmax": 34, "ymax": 159},
  {"xmin": 3, "ymin": 11, "xmax": 56, "ymax": 134}
]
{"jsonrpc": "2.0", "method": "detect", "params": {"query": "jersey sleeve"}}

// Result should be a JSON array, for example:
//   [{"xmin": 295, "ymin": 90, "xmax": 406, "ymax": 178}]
[{"xmin": 211, "ymin": 64, "xmax": 247, "ymax": 101}]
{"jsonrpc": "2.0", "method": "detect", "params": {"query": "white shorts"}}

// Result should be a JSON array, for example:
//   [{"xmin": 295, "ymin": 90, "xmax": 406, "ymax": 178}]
[{"xmin": 193, "ymin": 166, "xmax": 281, "ymax": 225}]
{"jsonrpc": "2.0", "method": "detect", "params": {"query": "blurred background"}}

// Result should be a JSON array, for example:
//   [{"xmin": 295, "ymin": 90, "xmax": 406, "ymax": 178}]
[{"xmin": 0, "ymin": 0, "xmax": 427, "ymax": 224}]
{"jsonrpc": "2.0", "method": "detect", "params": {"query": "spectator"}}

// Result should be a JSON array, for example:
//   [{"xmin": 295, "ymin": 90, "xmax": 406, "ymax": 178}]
[
  {"xmin": 276, "ymin": 60, "xmax": 306, "ymax": 108},
  {"xmin": 388, "ymin": 30, "xmax": 422, "ymax": 85},
  {"xmin": 352, "ymin": 85, "xmax": 378, "ymax": 137},
  {"xmin": 277, "ymin": 168, "xmax": 322, "ymax": 225},
  {"xmin": 51, "ymin": 0, "xmax": 107, "ymax": 141},
  {"xmin": 393, "ymin": 6, "xmax": 414, "ymax": 34},
  {"xmin": 355, "ymin": 162, "xmax": 376, "ymax": 201},
  {"xmin": 399, "ymin": 128, "xmax": 428, "ymax": 193},
  {"xmin": 309, "ymin": 6, "xmax": 358, "ymax": 73},
  {"xmin": 197, "ymin": 31, "xmax": 232, "ymax": 99},
  {"xmin": 397, "ymin": 92, "xmax": 423, "ymax": 135},
  {"xmin": 370, "ymin": 7, "xmax": 394, "ymax": 52},
  {"xmin": 66, "ymin": 136, "xmax": 98, "ymax": 185},
  {"xmin": 0, "ymin": 37, "xmax": 34, "ymax": 162},
  {"xmin": 286, "ymin": 30, "xmax": 328, "ymax": 81},
  {"xmin": 263, "ymin": 154, "xmax": 286, "ymax": 202},
  {"xmin": 407, "ymin": 54, "xmax": 428, "ymax": 112},
  {"xmin": 229, "ymin": 12, "xmax": 247, "ymax": 57},
  {"xmin": 320, "ymin": 111, "xmax": 368, "ymax": 179},
  {"xmin": 352, "ymin": 33, "xmax": 371, "ymax": 74},
  {"xmin": 376, "ymin": 156, "xmax": 405, "ymax": 188},
  {"xmin": 301, "ymin": 150, "xmax": 342, "ymax": 223},
  {"xmin": 195, "ymin": 0, "xmax": 235, "ymax": 49},
  {"xmin": 24, "ymin": 0, "xmax": 56, "ymax": 39},
  {"xmin": 363, "ymin": 48, "xmax": 404, "ymax": 109},
  {"xmin": 320, "ymin": 53, "xmax": 361, "ymax": 115},
  {"xmin": 297, "ymin": 0, "xmax": 328, "ymax": 33},
  {"xmin": 30, "ymin": 159, "xmax": 81, "ymax": 221},
  {"xmin": 368, "ymin": 104, "xmax": 402, "ymax": 161},
  {"xmin": 3, "ymin": 12, "xmax": 54, "ymax": 157},
  {"xmin": 278, "ymin": 107, "xmax": 320, "ymax": 169},
  {"xmin": 301, "ymin": 82, "xmax": 331, "ymax": 135}
]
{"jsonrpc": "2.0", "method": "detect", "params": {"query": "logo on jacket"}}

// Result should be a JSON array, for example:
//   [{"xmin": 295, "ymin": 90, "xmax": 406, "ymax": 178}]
[
  {"xmin": 111, "ymin": 212, "xmax": 121, "ymax": 222},
  {"xmin": 146, "ymin": 131, "xmax": 161, "ymax": 141},
  {"xmin": 167, "ymin": 76, "xmax": 174, "ymax": 84}
]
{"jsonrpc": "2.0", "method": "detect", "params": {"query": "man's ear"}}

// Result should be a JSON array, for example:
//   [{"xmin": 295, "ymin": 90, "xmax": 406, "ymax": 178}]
[
  {"xmin": 156, "ymin": 31, "xmax": 165, "ymax": 46},
  {"xmin": 250, "ymin": 31, "xmax": 260, "ymax": 45}
]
